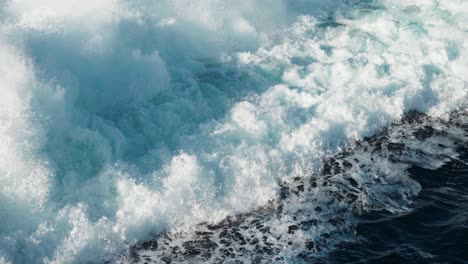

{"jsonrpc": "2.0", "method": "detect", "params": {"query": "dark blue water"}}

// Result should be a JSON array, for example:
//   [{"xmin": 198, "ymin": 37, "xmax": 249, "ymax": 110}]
[{"xmin": 328, "ymin": 150, "xmax": 468, "ymax": 264}]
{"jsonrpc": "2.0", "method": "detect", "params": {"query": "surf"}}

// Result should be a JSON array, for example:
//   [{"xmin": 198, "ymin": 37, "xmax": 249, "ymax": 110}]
[{"xmin": 0, "ymin": 0, "xmax": 466, "ymax": 263}]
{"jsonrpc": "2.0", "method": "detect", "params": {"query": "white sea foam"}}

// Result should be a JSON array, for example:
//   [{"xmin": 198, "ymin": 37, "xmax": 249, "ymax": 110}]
[{"xmin": 0, "ymin": 0, "xmax": 466, "ymax": 263}]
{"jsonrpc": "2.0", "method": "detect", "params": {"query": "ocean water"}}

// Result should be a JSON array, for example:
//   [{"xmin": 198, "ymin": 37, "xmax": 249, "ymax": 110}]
[
  {"xmin": 125, "ymin": 110, "xmax": 467, "ymax": 264},
  {"xmin": 328, "ymin": 134, "xmax": 468, "ymax": 264},
  {"xmin": 0, "ymin": 0, "xmax": 466, "ymax": 263}
]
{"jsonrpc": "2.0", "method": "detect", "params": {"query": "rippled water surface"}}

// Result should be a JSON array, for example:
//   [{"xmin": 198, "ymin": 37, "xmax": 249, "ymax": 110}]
[{"xmin": 328, "ymin": 145, "xmax": 468, "ymax": 264}]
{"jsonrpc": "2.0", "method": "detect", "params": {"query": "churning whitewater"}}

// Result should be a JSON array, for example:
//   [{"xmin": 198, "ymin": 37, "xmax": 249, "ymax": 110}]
[{"xmin": 0, "ymin": 0, "xmax": 467, "ymax": 263}]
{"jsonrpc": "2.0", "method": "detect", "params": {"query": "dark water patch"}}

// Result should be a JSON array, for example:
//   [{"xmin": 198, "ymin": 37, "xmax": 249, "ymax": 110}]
[{"xmin": 327, "ymin": 150, "xmax": 468, "ymax": 264}]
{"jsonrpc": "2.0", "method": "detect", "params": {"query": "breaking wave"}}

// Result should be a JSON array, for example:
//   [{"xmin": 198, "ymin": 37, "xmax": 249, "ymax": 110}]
[{"xmin": 0, "ymin": 0, "xmax": 466, "ymax": 263}]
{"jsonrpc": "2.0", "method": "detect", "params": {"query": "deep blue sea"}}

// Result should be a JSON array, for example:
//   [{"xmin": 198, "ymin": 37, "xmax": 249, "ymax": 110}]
[
  {"xmin": 328, "ymin": 134, "xmax": 468, "ymax": 264},
  {"xmin": 0, "ymin": 1, "xmax": 466, "ymax": 263}
]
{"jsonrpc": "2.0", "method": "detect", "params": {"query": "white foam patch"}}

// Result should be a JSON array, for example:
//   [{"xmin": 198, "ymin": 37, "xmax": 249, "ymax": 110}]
[
  {"xmin": 0, "ymin": 42, "xmax": 51, "ymax": 209},
  {"xmin": 7, "ymin": 0, "xmax": 119, "ymax": 31}
]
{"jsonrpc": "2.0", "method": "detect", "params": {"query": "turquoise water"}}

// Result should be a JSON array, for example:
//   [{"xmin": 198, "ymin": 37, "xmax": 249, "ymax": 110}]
[{"xmin": 0, "ymin": 1, "xmax": 466, "ymax": 263}]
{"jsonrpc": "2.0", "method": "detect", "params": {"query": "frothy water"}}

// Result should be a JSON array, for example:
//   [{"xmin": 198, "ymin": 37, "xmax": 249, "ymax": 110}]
[
  {"xmin": 0, "ymin": 1, "xmax": 466, "ymax": 263},
  {"xmin": 125, "ymin": 110, "xmax": 467, "ymax": 264}
]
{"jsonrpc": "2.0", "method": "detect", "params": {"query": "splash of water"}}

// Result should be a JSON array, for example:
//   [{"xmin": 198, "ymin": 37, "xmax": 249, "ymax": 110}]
[{"xmin": 0, "ymin": 0, "xmax": 466, "ymax": 263}]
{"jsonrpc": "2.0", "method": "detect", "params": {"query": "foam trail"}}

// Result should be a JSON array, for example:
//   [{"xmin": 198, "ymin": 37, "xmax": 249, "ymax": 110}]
[{"xmin": 0, "ymin": 0, "xmax": 467, "ymax": 263}]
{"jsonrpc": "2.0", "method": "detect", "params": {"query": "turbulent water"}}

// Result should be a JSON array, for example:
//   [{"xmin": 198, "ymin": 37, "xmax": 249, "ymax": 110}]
[{"xmin": 0, "ymin": 0, "xmax": 466, "ymax": 263}]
